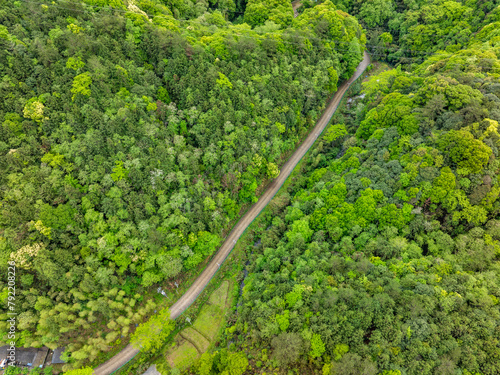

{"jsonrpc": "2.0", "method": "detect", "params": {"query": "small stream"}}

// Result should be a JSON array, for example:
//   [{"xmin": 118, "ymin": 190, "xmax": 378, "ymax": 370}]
[
  {"xmin": 236, "ymin": 239, "xmax": 259, "ymax": 308},
  {"xmin": 236, "ymin": 266, "xmax": 249, "ymax": 308},
  {"xmin": 228, "ymin": 246, "xmax": 255, "ymax": 347},
  {"xmin": 236, "ymin": 260, "xmax": 251, "ymax": 308}
]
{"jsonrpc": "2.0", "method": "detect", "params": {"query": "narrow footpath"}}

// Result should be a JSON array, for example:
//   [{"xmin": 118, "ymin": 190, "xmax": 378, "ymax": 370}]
[{"xmin": 94, "ymin": 51, "xmax": 371, "ymax": 375}]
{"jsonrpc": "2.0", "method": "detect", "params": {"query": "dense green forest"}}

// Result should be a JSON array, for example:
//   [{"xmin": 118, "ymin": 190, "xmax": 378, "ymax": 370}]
[
  {"xmin": 299, "ymin": 0, "xmax": 500, "ymax": 65},
  {"xmin": 1, "ymin": 0, "xmax": 500, "ymax": 374},
  {"xmin": 0, "ymin": 0, "xmax": 366, "ymax": 368},
  {"xmin": 213, "ymin": 8, "xmax": 500, "ymax": 375}
]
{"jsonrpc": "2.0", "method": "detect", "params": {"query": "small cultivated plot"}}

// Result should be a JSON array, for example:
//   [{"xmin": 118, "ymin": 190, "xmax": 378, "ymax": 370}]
[
  {"xmin": 208, "ymin": 280, "xmax": 229, "ymax": 308},
  {"xmin": 181, "ymin": 327, "xmax": 210, "ymax": 353},
  {"xmin": 166, "ymin": 341, "xmax": 198, "ymax": 370},
  {"xmin": 192, "ymin": 304, "xmax": 225, "ymax": 340},
  {"xmin": 165, "ymin": 281, "xmax": 231, "ymax": 371}
]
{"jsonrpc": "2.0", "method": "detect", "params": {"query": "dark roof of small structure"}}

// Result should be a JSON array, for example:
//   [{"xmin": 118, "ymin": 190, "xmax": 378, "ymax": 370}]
[
  {"xmin": 51, "ymin": 348, "xmax": 66, "ymax": 364},
  {"xmin": 0, "ymin": 346, "xmax": 37, "ymax": 365}
]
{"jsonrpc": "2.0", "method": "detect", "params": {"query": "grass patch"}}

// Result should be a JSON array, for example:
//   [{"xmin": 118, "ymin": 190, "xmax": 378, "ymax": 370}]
[
  {"xmin": 163, "ymin": 279, "xmax": 234, "ymax": 372},
  {"xmin": 192, "ymin": 304, "xmax": 224, "ymax": 340},
  {"xmin": 367, "ymin": 60, "xmax": 391, "ymax": 76},
  {"xmin": 181, "ymin": 327, "xmax": 210, "ymax": 353},
  {"xmin": 167, "ymin": 341, "xmax": 198, "ymax": 371},
  {"xmin": 208, "ymin": 280, "xmax": 229, "ymax": 308}
]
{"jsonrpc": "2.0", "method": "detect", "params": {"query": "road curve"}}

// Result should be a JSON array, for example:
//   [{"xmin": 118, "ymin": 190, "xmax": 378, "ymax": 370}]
[{"xmin": 94, "ymin": 51, "xmax": 370, "ymax": 375}]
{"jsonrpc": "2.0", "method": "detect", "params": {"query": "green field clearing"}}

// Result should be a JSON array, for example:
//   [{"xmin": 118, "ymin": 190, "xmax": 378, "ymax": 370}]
[
  {"xmin": 181, "ymin": 327, "xmax": 210, "ymax": 353},
  {"xmin": 165, "ymin": 280, "xmax": 233, "ymax": 370},
  {"xmin": 208, "ymin": 280, "xmax": 229, "ymax": 308},
  {"xmin": 192, "ymin": 304, "xmax": 224, "ymax": 340},
  {"xmin": 167, "ymin": 340, "xmax": 198, "ymax": 371}
]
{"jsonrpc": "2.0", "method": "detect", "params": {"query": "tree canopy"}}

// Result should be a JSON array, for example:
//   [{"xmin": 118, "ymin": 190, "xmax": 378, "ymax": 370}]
[
  {"xmin": 220, "ymin": 11, "xmax": 500, "ymax": 374},
  {"xmin": 0, "ymin": 0, "xmax": 365, "ymax": 369}
]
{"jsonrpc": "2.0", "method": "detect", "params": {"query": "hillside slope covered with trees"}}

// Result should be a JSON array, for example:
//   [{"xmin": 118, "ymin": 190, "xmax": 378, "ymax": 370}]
[
  {"xmin": 219, "ymin": 11, "xmax": 500, "ymax": 375},
  {"xmin": 299, "ymin": 0, "xmax": 500, "ymax": 65},
  {"xmin": 2, "ymin": 0, "xmax": 500, "ymax": 374},
  {"xmin": 0, "ymin": 0, "xmax": 365, "ymax": 367}
]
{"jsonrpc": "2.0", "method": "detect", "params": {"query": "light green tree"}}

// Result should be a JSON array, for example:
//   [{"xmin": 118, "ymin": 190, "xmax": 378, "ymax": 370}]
[
  {"xmin": 309, "ymin": 333, "xmax": 326, "ymax": 358},
  {"xmin": 66, "ymin": 56, "xmax": 85, "ymax": 70},
  {"xmin": 130, "ymin": 307, "xmax": 175, "ymax": 353},
  {"xmin": 216, "ymin": 72, "xmax": 232, "ymax": 89},
  {"xmin": 324, "ymin": 124, "xmax": 347, "ymax": 143},
  {"xmin": 63, "ymin": 367, "xmax": 93, "ymax": 375},
  {"xmin": 275, "ymin": 310, "xmax": 290, "ymax": 331},
  {"xmin": 267, "ymin": 162, "xmax": 280, "ymax": 178},
  {"xmin": 223, "ymin": 351, "xmax": 248, "ymax": 375},
  {"xmin": 438, "ymin": 130, "xmax": 492, "ymax": 174},
  {"xmin": 23, "ymin": 99, "xmax": 46, "ymax": 123},
  {"xmin": 71, "ymin": 72, "xmax": 92, "ymax": 101}
]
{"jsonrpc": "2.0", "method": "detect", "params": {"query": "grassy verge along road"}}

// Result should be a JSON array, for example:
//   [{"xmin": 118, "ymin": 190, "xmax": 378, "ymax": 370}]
[{"xmin": 93, "ymin": 51, "xmax": 371, "ymax": 375}]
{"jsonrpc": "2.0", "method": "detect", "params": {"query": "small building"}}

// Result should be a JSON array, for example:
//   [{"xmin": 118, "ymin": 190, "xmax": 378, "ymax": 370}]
[
  {"xmin": 51, "ymin": 348, "xmax": 66, "ymax": 364},
  {"xmin": 0, "ymin": 346, "xmax": 38, "ymax": 366},
  {"xmin": 33, "ymin": 347, "xmax": 49, "ymax": 368}
]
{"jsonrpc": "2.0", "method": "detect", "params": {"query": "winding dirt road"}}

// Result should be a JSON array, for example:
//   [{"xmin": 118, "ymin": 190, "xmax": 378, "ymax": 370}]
[
  {"xmin": 94, "ymin": 51, "xmax": 370, "ymax": 375},
  {"xmin": 292, "ymin": 0, "xmax": 302, "ymax": 17}
]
